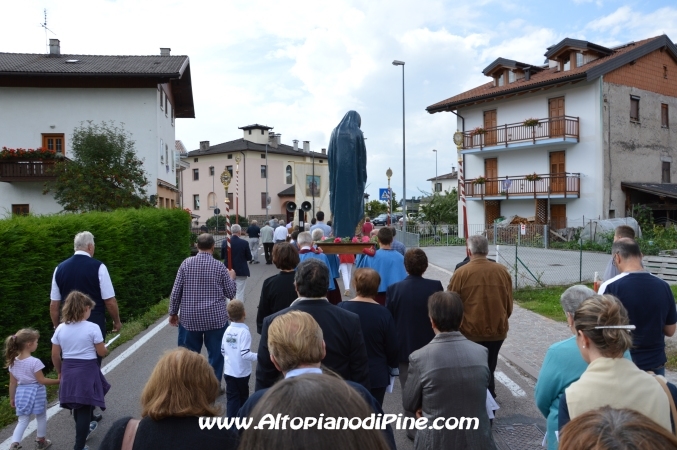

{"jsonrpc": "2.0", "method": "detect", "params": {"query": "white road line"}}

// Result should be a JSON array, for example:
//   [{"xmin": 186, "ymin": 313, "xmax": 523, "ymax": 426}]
[
  {"xmin": 495, "ymin": 370, "xmax": 526, "ymax": 397},
  {"xmin": 427, "ymin": 262, "xmax": 454, "ymax": 276},
  {"xmin": 0, "ymin": 318, "xmax": 170, "ymax": 450}
]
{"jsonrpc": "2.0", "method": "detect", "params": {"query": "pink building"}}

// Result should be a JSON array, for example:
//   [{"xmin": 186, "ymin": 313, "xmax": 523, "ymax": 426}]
[{"xmin": 181, "ymin": 124, "xmax": 330, "ymax": 225}]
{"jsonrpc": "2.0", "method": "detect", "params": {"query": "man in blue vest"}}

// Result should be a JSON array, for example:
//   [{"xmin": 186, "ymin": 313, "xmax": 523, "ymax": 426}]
[{"xmin": 50, "ymin": 231, "xmax": 122, "ymax": 424}]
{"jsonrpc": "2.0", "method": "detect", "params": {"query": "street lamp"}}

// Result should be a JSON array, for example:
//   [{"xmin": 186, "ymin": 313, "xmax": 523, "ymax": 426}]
[
  {"xmin": 386, "ymin": 167, "xmax": 393, "ymax": 225},
  {"xmin": 220, "ymin": 169, "xmax": 232, "ymax": 269},
  {"xmin": 392, "ymin": 60, "xmax": 406, "ymax": 231},
  {"xmin": 432, "ymin": 149, "xmax": 438, "ymax": 190}
]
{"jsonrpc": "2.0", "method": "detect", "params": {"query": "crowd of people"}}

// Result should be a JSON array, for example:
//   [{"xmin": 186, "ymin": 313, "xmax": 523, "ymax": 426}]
[{"xmin": 8, "ymin": 220, "xmax": 677, "ymax": 449}]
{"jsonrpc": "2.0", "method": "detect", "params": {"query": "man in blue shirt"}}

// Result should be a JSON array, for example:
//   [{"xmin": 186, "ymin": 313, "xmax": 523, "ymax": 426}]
[
  {"xmin": 599, "ymin": 238, "xmax": 677, "ymax": 375},
  {"xmin": 309, "ymin": 211, "xmax": 332, "ymax": 237}
]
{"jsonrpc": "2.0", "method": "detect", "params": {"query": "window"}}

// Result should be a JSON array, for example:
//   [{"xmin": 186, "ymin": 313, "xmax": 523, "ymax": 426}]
[
  {"xmin": 165, "ymin": 96, "xmax": 168, "ymax": 117},
  {"xmin": 160, "ymin": 91, "xmax": 163, "ymax": 110},
  {"xmin": 208, "ymin": 192, "xmax": 216, "ymax": 209},
  {"xmin": 261, "ymin": 192, "xmax": 268, "ymax": 209},
  {"xmin": 630, "ymin": 96, "xmax": 640, "ymax": 122},
  {"xmin": 171, "ymin": 110, "xmax": 175, "ymax": 127},
  {"xmin": 227, "ymin": 165, "xmax": 233, "ymax": 177},
  {"xmin": 165, "ymin": 144, "xmax": 169, "ymax": 167},
  {"xmin": 248, "ymin": 130, "xmax": 252, "ymax": 135},
  {"xmin": 319, "ymin": 160, "xmax": 323, "ymax": 163},
  {"xmin": 562, "ymin": 57, "xmax": 570, "ymax": 71},
  {"xmin": 663, "ymin": 162, "xmax": 671, "ymax": 183},
  {"xmin": 576, "ymin": 53, "xmax": 584, "ymax": 67},
  {"xmin": 662, "ymin": 104, "xmax": 669, "ymax": 128},
  {"xmin": 228, "ymin": 154, "xmax": 233, "ymax": 159},
  {"xmin": 194, "ymin": 158, "xmax": 198, "ymax": 163},
  {"xmin": 497, "ymin": 73, "xmax": 504, "ymax": 86},
  {"xmin": 209, "ymin": 166, "xmax": 215, "ymax": 176},
  {"xmin": 261, "ymin": 129, "xmax": 265, "ymax": 135},
  {"xmin": 261, "ymin": 165, "xmax": 267, "ymax": 178},
  {"xmin": 193, "ymin": 195, "xmax": 200, "ymax": 210},
  {"xmin": 193, "ymin": 168, "xmax": 199, "ymax": 181},
  {"xmin": 261, "ymin": 154, "xmax": 266, "ymax": 159},
  {"xmin": 435, "ymin": 182, "xmax": 442, "ymax": 192},
  {"xmin": 42, "ymin": 134, "xmax": 65, "ymax": 155},
  {"xmin": 508, "ymin": 71, "xmax": 516, "ymax": 83},
  {"xmin": 286, "ymin": 165, "xmax": 293, "ymax": 184},
  {"xmin": 665, "ymin": 65, "xmax": 668, "ymax": 79},
  {"xmin": 11, "ymin": 204, "xmax": 29, "ymax": 216}
]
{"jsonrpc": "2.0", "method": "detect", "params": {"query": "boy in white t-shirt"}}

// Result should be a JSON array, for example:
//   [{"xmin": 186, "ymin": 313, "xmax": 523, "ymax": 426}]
[{"xmin": 221, "ymin": 300, "xmax": 257, "ymax": 418}]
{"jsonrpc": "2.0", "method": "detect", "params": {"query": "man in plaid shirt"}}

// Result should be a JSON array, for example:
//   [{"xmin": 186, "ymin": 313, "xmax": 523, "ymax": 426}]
[{"xmin": 170, "ymin": 233, "xmax": 237, "ymax": 380}]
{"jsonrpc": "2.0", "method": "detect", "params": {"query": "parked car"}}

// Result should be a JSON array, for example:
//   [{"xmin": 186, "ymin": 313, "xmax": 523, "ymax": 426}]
[{"xmin": 372, "ymin": 214, "xmax": 390, "ymax": 226}]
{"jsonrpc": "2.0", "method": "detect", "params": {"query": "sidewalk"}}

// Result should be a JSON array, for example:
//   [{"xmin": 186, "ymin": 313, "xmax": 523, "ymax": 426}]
[{"xmin": 422, "ymin": 254, "xmax": 677, "ymax": 384}]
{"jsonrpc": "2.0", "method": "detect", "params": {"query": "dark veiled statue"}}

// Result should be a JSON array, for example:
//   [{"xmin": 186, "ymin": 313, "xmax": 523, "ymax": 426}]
[{"xmin": 328, "ymin": 111, "xmax": 367, "ymax": 238}]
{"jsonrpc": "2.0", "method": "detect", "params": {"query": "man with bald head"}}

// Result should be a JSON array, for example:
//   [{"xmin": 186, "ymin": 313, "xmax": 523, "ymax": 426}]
[{"xmin": 599, "ymin": 238, "xmax": 677, "ymax": 375}]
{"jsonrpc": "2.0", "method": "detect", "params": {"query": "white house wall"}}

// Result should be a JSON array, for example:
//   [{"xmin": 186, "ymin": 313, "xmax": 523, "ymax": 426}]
[
  {"xmin": 457, "ymin": 80, "xmax": 604, "ymax": 227},
  {"xmin": 0, "ymin": 87, "xmax": 174, "ymax": 217}
]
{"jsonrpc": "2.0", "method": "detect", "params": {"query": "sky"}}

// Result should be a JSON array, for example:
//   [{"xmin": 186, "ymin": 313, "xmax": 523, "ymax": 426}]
[{"xmin": 2, "ymin": 0, "xmax": 677, "ymax": 202}]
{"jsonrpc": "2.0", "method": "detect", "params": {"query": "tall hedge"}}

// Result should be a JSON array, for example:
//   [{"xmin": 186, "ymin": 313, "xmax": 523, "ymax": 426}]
[{"xmin": 0, "ymin": 208, "xmax": 190, "ymax": 386}]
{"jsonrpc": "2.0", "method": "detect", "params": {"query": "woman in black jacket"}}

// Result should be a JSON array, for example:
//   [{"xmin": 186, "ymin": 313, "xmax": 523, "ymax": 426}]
[{"xmin": 256, "ymin": 243, "xmax": 300, "ymax": 334}]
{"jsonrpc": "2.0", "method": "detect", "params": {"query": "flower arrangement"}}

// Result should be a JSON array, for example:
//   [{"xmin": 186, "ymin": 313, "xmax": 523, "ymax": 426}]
[
  {"xmin": 525, "ymin": 173, "xmax": 542, "ymax": 182},
  {"xmin": 522, "ymin": 118, "xmax": 539, "ymax": 127},
  {"xmin": 470, "ymin": 126, "xmax": 486, "ymax": 136},
  {"xmin": 473, "ymin": 176, "xmax": 486, "ymax": 185},
  {"xmin": 0, "ymin": 147, "xmax": 61, "ymax": 161}
]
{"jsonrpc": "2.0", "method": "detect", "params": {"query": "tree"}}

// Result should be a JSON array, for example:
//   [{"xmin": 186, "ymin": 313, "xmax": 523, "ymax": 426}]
[
  {"xmin": 419, "ymin": 189, "xmax": 458, "ymax": 233},
  {"xmin": 206, "ymin": 214, "xmax": 248, "ymax": 231},
  {"xmin": 365, "ymin": 200, "xmax": 387, "ymax": 217},
  {"xmin": 47, "ymin": 121, "xmax": 151, "ymax": 212}
]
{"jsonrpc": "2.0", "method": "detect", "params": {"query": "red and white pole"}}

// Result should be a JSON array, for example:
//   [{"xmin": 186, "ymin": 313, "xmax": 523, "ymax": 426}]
[
  {"xmin": 225, "ymin": 194, "xmax": 232, "ymax": 269},
  {"xmin": 459, "ymin": 152, "xmax": 470, "ymax": 257}
]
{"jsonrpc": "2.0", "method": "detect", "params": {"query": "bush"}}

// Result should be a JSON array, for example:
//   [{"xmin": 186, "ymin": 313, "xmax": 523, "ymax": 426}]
[{"xmin": 0, "ymin": 208, "xmax": 190, "ymax": 392}]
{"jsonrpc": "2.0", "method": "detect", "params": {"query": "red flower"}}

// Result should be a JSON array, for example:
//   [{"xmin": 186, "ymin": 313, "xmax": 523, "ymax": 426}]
[{"xmin": 334, "ymin": 238, "xmax": 342, "ymax": 243}]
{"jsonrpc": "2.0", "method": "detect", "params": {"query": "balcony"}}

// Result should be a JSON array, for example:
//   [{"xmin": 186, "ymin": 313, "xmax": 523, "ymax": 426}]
[
  {"xmin": 465, "ymin": 172, "xmax": 580, "ymax": 200},
  {"xmin": 461, "ymin": 116, "xmax": 579, "ymax": 153},
  {"xmin": 0, "ymin": 160, "xmax": 60, "ymax": 182}
]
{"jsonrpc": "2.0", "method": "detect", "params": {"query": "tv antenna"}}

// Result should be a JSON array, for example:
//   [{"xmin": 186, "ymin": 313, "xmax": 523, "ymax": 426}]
[{"xmin": 40, "ymin": 9, "xmax": 56, "ymax": 51}]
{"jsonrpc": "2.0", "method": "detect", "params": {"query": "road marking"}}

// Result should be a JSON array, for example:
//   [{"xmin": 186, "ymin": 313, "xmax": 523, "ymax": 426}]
[
  {"xmin": 427, "ymin": 262, "xmax": 454, "ymax": 276},
  {"xmin": 495, "ymin": 370, "xmax": 526, "ymax": 397},
  {"xmin": 0, "ymin": 318, "xmax": 170, "ymax": 450}
]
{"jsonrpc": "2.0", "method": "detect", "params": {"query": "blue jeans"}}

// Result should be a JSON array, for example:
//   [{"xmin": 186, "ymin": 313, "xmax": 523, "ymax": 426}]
[
  {"xmin": 225, "ymin": 374, "xmax": 250, "ymax": 418},
  {"xmin": 648, "ymin": 365, "xmax": 666, "ymax": 376},
  {"xmin": 181, "ymin": 323, "xmax": 228, "ymax": 381}
]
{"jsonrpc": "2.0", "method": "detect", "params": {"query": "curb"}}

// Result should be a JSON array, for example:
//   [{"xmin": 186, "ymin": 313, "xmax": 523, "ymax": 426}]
[{"xmin": 499, "ymin": 348, "xmax": 540, "ymax": 381}]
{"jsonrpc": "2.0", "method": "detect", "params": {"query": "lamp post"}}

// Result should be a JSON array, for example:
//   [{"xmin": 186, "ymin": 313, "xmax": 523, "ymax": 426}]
[
  {"xmin": 235, "ymin": 154, "xmax": 241, "ymax": 224},
  {"xmin": 220, "ymin": 169, "xmax": 232, "ymax": 269},
  {"xmin": 386, "ymin": 167, "xmax": 392, "ymax": 225},
  {"xmin": 392, "ymin": 59, "xmax": 406, "ymax": 231},
  {"xmin": 432, "ymin": 149, "xmax": 438, "ymax": 190}
]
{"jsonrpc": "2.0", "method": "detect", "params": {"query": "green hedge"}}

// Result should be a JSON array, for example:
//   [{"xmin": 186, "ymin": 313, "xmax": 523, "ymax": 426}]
[{"xmin": 0, "ymin": 208, "xmax": 190, "ymax": 392}]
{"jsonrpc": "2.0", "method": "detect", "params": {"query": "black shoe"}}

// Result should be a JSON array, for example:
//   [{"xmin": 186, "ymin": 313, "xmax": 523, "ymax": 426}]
[{"xmin": 92, "ymin": 413, "xmax": 102, "ymax": 422}]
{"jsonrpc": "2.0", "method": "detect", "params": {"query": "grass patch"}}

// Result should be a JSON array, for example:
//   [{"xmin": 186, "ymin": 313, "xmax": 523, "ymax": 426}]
[{"xmin": 0, "ymin": 298, "xmax": 169, "ymax": 429}]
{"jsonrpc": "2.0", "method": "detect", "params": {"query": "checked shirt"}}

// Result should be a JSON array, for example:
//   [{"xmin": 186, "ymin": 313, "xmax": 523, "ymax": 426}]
[{"xmin": 170, "ymin": 252, "xmax": 237, "ymax": 332}]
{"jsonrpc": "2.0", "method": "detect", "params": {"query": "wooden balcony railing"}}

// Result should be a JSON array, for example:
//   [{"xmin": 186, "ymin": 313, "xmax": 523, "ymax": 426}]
[
  {"xmin": 462, "ymin": 116, "xmax": 579, "ymax": 150},
  {"xmin": 465, "ymin": 173, "xmax": 580, "ymax": 199},
  {"xmin": 0, "ymin": 160, "xmax": 60, "ymax": 182}
]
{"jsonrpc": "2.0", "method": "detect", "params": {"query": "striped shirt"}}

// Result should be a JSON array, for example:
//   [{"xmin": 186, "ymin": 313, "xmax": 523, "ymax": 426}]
[
  {"xmin": 9, "ymin": 356, "xmax": 44, "ymax": 385},
  {"xmin": 170, "ymin": 252, "xmax": 237, "ymax": 332}
]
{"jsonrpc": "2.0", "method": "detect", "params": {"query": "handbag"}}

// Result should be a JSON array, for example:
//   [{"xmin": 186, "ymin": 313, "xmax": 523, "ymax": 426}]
[{"xmin": 121, "ymin": 418, "xmax": 140, "ymax": 450}]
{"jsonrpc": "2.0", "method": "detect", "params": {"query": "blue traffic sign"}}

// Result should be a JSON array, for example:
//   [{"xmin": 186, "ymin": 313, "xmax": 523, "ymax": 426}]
[{"xmin": 379, "ymin": 188, "xmax": 391, "ymax": 201}]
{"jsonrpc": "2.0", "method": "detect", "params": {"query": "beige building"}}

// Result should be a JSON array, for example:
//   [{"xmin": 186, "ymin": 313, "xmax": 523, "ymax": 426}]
[{"xmin": 181, "ymin": 124, "xmax": 330, "ymax": 226}]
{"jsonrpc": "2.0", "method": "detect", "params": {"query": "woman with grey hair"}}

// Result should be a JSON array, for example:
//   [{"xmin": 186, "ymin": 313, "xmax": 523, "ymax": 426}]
[{"xmin": 534, "ymin": 286, "xmax": 630, "ymax": 450}]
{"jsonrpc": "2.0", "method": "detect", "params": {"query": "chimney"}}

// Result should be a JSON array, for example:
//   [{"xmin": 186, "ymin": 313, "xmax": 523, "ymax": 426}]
[
  {"xmin": 160, "ymin": 48, "xmax": 171, "ymax": 56},
  {"xmin": 293, "ymin": 140, "xmax": 299, "ymax": 151},
  {"xmin": 303, "ymin": 141, "xmax": 310, "ymax": 153},
  {"xmin": 269, "ymin": 132, "xmax": 278, "ymax": 149},
  {"xmin": 321, "ymin": 148, "xmax": 326, "ymax": 155},
  {"xmin": 49, "ymin": 39, "xmax": 60, "ymax": 55},
  {"xmin": 199, "ymin": 141, "xmax": 210, "ymax": 151},
  {"xmin": 276, "ymin": 134, "xmax": 282, "ymax": 146}
]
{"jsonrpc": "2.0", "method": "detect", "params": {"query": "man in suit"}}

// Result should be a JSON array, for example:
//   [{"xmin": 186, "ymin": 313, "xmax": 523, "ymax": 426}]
[
  {"xmin": 240, "ymin": 310, "xmax": 395, "ymax": 449},
  {"xmin": 403, "ymin": 291, "xmax": 497, "ymax": 449},
  {"xmin": 255, "ymin": 258, "xmax": 370, "ymax": 391},
  {"xmin": 222, "ymin": 224, "xmax": 252, "ymax": 301},
  {"xmin": 386, "ymin": 248, "xmax": 443, "ymax": 439}
]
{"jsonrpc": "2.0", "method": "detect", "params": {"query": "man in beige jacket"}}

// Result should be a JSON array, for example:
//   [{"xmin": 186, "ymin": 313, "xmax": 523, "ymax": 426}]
[{"xmin": 447, "ymin": 234, "xmax": 513, "ymax": 398}]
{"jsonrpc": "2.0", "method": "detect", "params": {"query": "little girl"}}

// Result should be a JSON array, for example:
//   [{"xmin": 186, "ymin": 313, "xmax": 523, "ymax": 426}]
[
  {"xmin": 5, "ymin": 328, "xmax": 60, "ymax": 450},
  {"xmin": 51, "ymin": 291, "xmax": 109, "ymax": 450}
]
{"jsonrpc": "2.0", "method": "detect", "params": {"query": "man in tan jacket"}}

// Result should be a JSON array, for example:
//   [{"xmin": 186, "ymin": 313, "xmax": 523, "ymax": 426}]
[{"xmin": 448, "ymin": 234, "xmax": 513, "ymax": 398}]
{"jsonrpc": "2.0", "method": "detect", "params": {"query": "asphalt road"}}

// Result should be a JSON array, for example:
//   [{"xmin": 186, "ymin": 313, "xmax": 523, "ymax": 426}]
[{"xmin": 0, "ymin": 248, "xmax": 545, "ymax": 450}]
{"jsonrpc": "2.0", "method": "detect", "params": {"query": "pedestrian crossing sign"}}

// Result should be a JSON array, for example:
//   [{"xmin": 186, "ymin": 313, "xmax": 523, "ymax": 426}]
[{"xmin": 379, "ymin": 188, "xmax": 390, "ymax": 201}]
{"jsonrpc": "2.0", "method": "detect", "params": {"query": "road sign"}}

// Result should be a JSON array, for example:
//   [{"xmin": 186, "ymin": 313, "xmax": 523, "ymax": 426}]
[
  {"xmin": 520, "ymin": 224, "xmax": 526, "ymax": 235},
  {"xmin": 379, "ymin": 188, "xmax": 391, "ymax": 201},
  {"xmin": 214, "ymin": 208, "xmax": 221, "ymax": 215}
]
